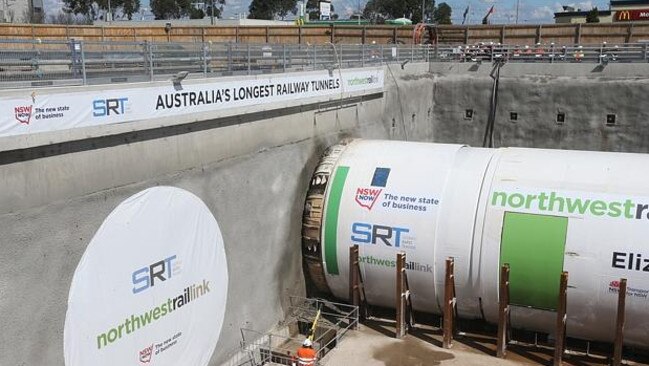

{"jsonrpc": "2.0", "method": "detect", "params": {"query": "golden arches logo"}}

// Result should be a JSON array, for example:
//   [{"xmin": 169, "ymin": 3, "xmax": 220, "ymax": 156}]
[{"xmin": 618, "ymin": 10, "xmax": 631, "ymax": 21}]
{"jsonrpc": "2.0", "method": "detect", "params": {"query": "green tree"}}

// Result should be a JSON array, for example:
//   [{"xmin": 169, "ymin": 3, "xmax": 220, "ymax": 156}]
[
  {"xmin": 205, "ymin": 0, "xmax": 226, "ymax": 19},
  {"xmin": 248, "ymin": 0, "xmax": 297, "ymax": 20},
  {"xmin": 434, "ymin": 2, "xmax": 451, "ymax": 24},
  {"xmin": 121, "ymin": 0, "xmax": 141, "ymax": 20},
  {"xmin": 586, "ymin": 7, "xmax": 600, "ymax": 23},
  {"xmin": 248, "ymin": 0, "xmax": 274, "ymax": 19},
  {"xmin": 62, "ymin": 0, "xmax": 141, "ymax": 20},
  {"xmin": 363, "ymin": 0, "xmax": 434, "ymax": 24},
  {"xmin": 189, "ymin": 7, "xmax": 205, "ymax": 18},
  {"xmin": 62, "ymin": 0, "xmax": 97, "ymax": 20},
  {"xmin": 150, "ymin": 0, "xmax": 189, "ymax": 19},
  {"xmin": 276, "ymin": 0, "xmax": 298, "ymax": 19}
]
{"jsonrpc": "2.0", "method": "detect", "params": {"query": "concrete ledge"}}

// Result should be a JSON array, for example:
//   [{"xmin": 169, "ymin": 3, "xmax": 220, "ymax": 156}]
[{"xmin": 0, "ymin": 93, "xmax": 383, "ymax": 166}]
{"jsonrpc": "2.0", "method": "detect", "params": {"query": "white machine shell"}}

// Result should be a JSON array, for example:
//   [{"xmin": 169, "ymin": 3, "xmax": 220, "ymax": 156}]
[{"xmin": 313, "ymin": 139, "xmax": 649, "ymax": 347}]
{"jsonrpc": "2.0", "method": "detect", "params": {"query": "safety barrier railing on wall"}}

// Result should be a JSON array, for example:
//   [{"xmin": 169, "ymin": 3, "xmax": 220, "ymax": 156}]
[
  {"xmin": 431, "ymin": 42, "xmax": 649, "ymax": 64},
  {"xmin": 4, "ymin": 39, "xmax": 647, "ymax": 90},
  {"xmin": 0, "ymin": 39, "xmax": 431, "ymax": 89},
  {"xmin": 219, "ymin": 297, "xmax": 358, "ymax": 366}
]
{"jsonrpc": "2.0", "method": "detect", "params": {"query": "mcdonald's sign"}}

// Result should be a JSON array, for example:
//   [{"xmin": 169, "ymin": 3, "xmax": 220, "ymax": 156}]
[
  {"xmin": 617, "ymin": 10, "xmax": 631, "ymax": 20},
  {"xmin": 615, "ymin": 9, "xmax": 649, "ymax": 21}
]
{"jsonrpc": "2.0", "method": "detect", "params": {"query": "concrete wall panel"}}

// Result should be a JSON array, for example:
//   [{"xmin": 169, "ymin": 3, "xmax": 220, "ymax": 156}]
[
  {"xmin": 0, "ymin": 63, "xmax": 433, "ymax": 366},
  {"xmin": 3, "ymin": 61, "xmax": 649, "ymax": 365},
  {"xmin": 430, "ymin": 62, "xmax": 649, "ymax": 152}
]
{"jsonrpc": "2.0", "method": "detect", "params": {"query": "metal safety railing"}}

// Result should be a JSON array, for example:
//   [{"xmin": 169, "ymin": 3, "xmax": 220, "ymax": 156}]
[
  {"xmin": 4, "ymin": 39, "xmax": 643, "ymax": 89},
  {"xmin": 220, "ymin": 297, "xmax": 358, "ymax": 366},
  {"xmin": 0, "ymin": 39, "xmax": 431, "ymax": 89},
  {"xmin": 430, "ymin": 42, "xmax": 649, "ymax": 64}
]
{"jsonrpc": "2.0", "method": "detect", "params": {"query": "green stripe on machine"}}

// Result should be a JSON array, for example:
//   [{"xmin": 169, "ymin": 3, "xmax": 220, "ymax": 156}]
[{"xmin": 324, "ymin": 166, "xmax": 349, "ymax": 275}]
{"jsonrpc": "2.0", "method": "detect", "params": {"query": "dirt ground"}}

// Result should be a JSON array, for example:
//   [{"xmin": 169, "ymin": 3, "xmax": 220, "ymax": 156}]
[{"xmin": 320, "ymin": 318, "xmax": 648, "ymax": 366}]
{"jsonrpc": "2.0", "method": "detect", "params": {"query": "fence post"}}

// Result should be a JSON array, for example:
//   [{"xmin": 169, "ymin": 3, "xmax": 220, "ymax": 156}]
[
  {"xmin": 612, "ymin": 278, "xmax": 627, "ymax": 366},
  {"xmin": 626, "ymin": 23, "xmax": 634, "ymax": 43},
  {"xmin": 497, "ymin": 264, "xmax": 510, "ymax": 358},
  {"xmin": 362, "ymin": 44, "xmax": 366, "ymax": 67},
  {"xmin": 202, "ymin": 43, "xmax": 208, "ymax": 77},
  {"xmin": 266, "ymin": 335, "xmax": 272, "ymax": 364},
  {"xmin": 396, "ymin": 252, "xmax": 407, "ymax": 339},
  {"xmin": 313, "ymin": 45, "xmax": 317, "ymax": 70},
  {"xmin": 349, "ymin": 245, "xmax": 360, "ymax": 308},
  {"xmin": 644, "ymin": 43, "xmax": 648, "ymax": 62},
  {"xmin": 282, "ymin": 44, "xmax": 287, "ymax": 73},
  {"xmin": 550, "ymin": 43, "xmax": 555, "ymax": 64},
  {"xmin": 247, "ymin": 44, "xmax": 251, "ymax": 75},
  {"xmin": 227, "ymin": 42, "xmax": 233, "ymax": 72},
  {"xmin": 145, "ymin": 41, "xmax": 154, "ymax": 81},
  {"xmin": 443, "ymin": 258, "xmax": 455, "ymax": 349},
  {"xmin": 69, "ymin": 38, "xmax": 81, "ymax": 79},
  {"xmin": 553, "ymin": 271, "xmax": 569, "ymax": 366},
  {"xmin": 80, "ymin": 41, "xmax": 87, "ymax": 85}
]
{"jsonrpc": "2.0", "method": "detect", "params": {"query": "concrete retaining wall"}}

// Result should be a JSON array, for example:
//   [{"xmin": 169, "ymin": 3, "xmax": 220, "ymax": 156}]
[
  {"xmin": 430, "ymin": 62, "xmax": 649, "ymax": 153},
  {"xmin": 0, "ymin": 63, "xmax": 435, "ymax": 366},
  {"xmin": 3, "ymin": 61, "xmax": 649, "ymax": 366}
]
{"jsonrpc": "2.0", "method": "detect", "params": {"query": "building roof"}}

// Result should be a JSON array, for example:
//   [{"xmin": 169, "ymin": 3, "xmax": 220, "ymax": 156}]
[
  {"xmin": 554, "ymin": 10, "xmax": 612, "ymax": 17},
  {"xmin": 611, "ymin": 0, "xmax": 649, "ymax": 5}
]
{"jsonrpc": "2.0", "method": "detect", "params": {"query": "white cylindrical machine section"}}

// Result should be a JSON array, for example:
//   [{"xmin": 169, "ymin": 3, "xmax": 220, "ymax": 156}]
[
  {"xmin": 320, "ymin": 141, "xmax": 470, "ymax": 312},
  {"xmin": 306, "ymin": 139, "xmax": 649, "ymax": 348},
  {"xmin": 477, "ymin": 147, "xmax": 649, "ymax": 346}
]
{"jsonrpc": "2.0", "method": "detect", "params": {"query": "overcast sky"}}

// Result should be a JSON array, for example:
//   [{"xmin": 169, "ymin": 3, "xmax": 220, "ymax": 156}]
[{"xmin": 45, "ymin": 0, "xmax": 611, "ymax": 24}]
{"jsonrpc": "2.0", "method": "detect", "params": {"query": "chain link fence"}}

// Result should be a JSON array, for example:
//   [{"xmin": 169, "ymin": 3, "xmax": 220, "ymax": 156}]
[{"xmin": 0, "ymin": 39, "xmax": 431, "ymax": 89}]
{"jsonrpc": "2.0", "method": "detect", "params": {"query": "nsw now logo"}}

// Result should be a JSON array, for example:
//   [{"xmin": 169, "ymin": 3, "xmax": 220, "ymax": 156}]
[{"xmin": 355, "ymin": 188, "xmax": 382, "ymax": 210}]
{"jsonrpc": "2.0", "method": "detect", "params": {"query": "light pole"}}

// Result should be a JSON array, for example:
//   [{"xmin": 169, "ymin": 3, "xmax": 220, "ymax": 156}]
[
  {"xmin": 422, "ymin": 0, "xmax": 425, "ymax": 22},
  {"xmin": 210, "ymin": 0, "xmax": 214, "ymax": 25}
]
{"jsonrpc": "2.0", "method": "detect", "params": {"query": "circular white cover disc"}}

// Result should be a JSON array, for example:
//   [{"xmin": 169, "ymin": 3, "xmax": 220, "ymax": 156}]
[{"xmin": 64, "ymin": 186, "xmax": 228, "ymax": 366}]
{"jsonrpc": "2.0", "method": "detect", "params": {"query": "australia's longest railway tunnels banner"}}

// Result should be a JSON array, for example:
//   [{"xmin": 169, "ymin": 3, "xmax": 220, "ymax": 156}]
[{"xmin": 0, "ymin": 68, "xmax": 384, "ymax": 138}]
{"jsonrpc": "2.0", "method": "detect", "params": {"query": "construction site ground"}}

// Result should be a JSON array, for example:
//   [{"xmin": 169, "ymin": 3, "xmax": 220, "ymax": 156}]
[{"xmin": 320, "ymin": 317, "xmax": 649, "ymax": 366}]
